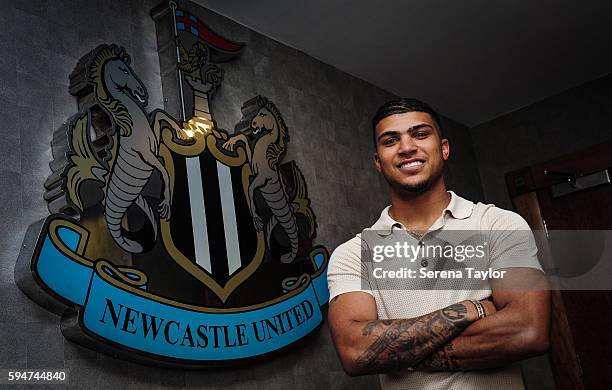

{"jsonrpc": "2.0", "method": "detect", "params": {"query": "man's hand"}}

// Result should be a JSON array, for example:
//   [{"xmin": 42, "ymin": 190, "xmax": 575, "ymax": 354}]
[
  {"xmin": 328, "ymin": 292, "xmax": 483, "ymax": 376},
  {"xmin": 415, "ymin": 268, "xmax": 550, "ymax": 371}
]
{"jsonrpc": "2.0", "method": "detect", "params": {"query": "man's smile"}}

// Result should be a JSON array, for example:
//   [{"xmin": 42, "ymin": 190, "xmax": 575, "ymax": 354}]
[{"xmin": 397, "ymin": 158, "xmax": 426, "ymax": 172}]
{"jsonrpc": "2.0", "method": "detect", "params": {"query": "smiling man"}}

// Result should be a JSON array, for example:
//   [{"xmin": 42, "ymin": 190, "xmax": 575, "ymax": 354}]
[{"xmin": 327, "ymin": 98, "xmax": 550, "ymax": 389}]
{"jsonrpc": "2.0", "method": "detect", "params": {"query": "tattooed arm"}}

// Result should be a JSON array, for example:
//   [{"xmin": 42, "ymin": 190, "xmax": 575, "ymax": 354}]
[
  {"xmin": 328, "ymin": 292, "xmax": 494, "ymax": 376},
  {"xmin": 416, "ymin": 268, "xmax": 550, "ymax": 371}
]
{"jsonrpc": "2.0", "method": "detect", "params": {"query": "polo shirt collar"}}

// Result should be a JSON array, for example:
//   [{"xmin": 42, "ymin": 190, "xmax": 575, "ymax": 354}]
[
  {"xmin": 446, "ymin": 191, "xmax": 474, "ymax": 220},
  {"xmin": 370, "ymin": 191, "xmax": 474, "ymax": 236}
]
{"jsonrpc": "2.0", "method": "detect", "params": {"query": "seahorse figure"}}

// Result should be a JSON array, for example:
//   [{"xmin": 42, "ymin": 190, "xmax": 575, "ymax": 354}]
[
  {"xmin": 222, "ymin": 97, "xmax": 300, "ymax": 263},
  {"xmin": 71, "ymin": 45, "xmax": 189, "ymax": 253}
]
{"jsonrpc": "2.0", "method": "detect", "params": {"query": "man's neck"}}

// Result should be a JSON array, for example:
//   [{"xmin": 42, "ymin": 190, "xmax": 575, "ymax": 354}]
[{"xmin": 388, "ymin": 181, "xmax": 451, "ymax": 232}]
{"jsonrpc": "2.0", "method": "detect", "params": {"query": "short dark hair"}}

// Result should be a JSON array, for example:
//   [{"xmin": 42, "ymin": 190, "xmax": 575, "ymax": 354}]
[{"xmin": 372, "ymin": 98, "xmax": 442, "ymax": 146}]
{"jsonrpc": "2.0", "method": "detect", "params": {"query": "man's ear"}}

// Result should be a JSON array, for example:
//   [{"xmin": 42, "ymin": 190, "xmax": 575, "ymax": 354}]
[
  {"xmin": 441, "ymin": 139, "xmax": 450, "ymax": 161},
  {"xmin": 374, "ymin": 153, "xmax": 381, "ymax": 172}
]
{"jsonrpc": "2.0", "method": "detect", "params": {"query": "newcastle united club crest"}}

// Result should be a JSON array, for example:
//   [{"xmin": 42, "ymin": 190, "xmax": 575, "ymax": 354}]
[{"xmin": 15, "ymin": 1, "xmax": 329, "ymax": 367}]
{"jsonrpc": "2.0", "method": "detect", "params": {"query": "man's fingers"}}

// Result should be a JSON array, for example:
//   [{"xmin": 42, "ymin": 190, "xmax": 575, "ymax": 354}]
[{"xmin": 479, "ymin": 298, "xmax": 497, "ymax": 316}]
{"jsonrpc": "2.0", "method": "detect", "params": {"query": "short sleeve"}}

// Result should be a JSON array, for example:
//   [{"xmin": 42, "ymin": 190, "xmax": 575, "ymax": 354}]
[
  {"xmin": 484, "ymin": 207, "xmax": 543, "ymax": 272},
  {"xmin": 327, "ymin": 235, "xmax": 374, "ymax": 302}
]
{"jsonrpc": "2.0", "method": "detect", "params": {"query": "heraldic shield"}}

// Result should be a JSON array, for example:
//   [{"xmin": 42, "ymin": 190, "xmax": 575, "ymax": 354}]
[
  {"xmin": 15, "ymin": 1, "xmax": 329, "ymax": 366},
  {"xmin": 160, "ymin": 95, "xmax": 319, "ymax": 304}
]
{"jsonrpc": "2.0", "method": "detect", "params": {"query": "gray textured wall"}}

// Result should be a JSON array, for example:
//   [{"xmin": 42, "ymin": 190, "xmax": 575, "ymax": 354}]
[
  {"xmin": 439, "ymin": 116, "xmax": 484, "ymax": 203},
  {"xmin": 0, "ymin": 0, "xmax": 484, "ymax": 389},
  {"xmin": 471, "ymin": 73, "xmax": 612, "ymax": 209}
]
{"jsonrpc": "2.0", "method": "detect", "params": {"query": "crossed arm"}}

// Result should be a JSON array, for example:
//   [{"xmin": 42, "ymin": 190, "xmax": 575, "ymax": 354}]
[{"xmin": 328, "ymin": 267, "xmax": 550, "ymax": 376}]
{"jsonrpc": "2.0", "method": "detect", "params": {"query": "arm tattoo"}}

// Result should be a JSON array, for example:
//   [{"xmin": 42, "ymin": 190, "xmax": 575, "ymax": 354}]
[
  {"xmin": 354, "ymin": 303, "xmax": 471, "ymax": 373},
  {"xmin": 415, "ymin": 342, "xmax": 457, "ymax": 371},
  {"xmin": 363, "ymin": 320, "xmax": 392, "ymax": 336}
]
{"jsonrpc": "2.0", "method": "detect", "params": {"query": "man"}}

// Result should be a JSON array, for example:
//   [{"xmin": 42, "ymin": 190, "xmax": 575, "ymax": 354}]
[{"xmin": 327, "ymin": 98, "xmax": 550, "ymax": 389}]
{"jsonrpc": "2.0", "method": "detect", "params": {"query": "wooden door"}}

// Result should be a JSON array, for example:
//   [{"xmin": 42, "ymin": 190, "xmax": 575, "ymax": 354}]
[{"xmin": 507, "ymin": 140, "xmax": 612, "ymax": 390}]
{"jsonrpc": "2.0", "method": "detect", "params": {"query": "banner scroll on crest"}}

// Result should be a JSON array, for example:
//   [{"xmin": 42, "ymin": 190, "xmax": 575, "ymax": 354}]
[{"xmin": 32, "ymin": 215, "xmax": 329, "ymax": 362}]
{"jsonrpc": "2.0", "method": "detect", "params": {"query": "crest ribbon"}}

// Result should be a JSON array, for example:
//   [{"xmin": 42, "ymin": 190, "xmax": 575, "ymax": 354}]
[{"xmin": 32, "ymin": 215, "xmax": 329, "ymax": 362}]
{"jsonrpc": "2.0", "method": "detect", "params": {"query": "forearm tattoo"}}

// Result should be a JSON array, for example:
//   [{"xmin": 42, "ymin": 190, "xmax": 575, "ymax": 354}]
[
  {"xmin": 415, "ymin": 342, "xmax": 457, "ymax": 371},
  {"xmin": 355, "ymin": 303, "xmax": 471, "ymax": 373}
]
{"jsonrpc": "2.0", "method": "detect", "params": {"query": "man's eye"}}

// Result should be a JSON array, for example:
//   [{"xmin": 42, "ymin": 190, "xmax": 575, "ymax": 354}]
[
  {"xmin": 415, "ymin": 131, "xmax": 429, "ymax": 138},
  {"xmin": 382, "ymin": 137, "xmax": 397, "ymax": 145}
]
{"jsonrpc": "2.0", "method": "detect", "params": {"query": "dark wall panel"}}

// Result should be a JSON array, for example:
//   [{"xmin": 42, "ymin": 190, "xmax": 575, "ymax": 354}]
[{"xmin": 471, "ymin": 73, "xmax": 612, "ymax": 209}]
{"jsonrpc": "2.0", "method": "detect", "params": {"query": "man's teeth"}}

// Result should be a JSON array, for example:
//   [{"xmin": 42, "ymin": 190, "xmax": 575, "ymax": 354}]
[{"xmin": 400, "ymin": 161, "xmax": 423, "ymax": 168}]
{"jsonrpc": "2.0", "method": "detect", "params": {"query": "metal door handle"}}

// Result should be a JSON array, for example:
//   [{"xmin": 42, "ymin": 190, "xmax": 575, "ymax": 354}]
[{"xmin": 544, "ymin": 170, "xmax": 579, "ymax": 187}]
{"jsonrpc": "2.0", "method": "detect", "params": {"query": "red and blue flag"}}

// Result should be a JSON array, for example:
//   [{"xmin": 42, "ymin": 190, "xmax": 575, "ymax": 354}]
[{"xmin": 174, "ymin": 9, "xmax": 244, "ymax": 56}]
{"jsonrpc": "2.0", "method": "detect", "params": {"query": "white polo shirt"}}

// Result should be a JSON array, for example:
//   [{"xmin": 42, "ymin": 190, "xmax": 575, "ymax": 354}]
[{"xmin": 327, "ymin": 191, "xmax": 543, "ymax": 390}]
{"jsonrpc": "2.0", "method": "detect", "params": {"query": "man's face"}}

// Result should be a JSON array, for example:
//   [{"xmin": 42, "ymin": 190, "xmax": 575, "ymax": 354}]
[{"xmin": 373, "ymin": 111, "xmax": 449, "ymax": 195}]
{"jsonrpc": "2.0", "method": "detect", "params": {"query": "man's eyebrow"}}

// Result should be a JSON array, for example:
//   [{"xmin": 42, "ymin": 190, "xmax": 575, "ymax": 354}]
[
  {"xmin": 377, "ymin": 124, "xmax": 434, "ymax": 142},
  {"xmin": 377, "ymin": 130, "xmax": 399, "ymax": 141},
  {"xmin": 408, "ymin": 123, "xmax": 434, "ymax": 132}
]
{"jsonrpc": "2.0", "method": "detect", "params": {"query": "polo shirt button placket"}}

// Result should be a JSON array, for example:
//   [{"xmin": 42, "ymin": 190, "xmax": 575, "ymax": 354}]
[{"xmin": 418, "ymin": 240, "xmax": 428, "ymax": 267}]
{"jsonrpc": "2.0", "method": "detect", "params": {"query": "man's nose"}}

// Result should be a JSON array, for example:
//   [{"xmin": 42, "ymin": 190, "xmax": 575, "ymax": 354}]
[{"xmin": 397, "ymin": 135, "xmax": 417, "ymax": 154}]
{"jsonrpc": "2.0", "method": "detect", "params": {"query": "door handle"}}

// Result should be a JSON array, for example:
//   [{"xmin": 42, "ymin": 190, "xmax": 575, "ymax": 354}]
[
  {"xmin": 546, "ymin": 169, "xmax": 610, "ymax": 198},
  {"xmin": 544, "ymin": 170, "xmax": 579, "ymax": 187}
]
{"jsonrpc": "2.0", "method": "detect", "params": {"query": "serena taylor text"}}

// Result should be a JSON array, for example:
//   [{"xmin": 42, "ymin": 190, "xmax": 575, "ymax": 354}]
[
  {"xmin": 98, "ymin": 298, "xmax": 315, "ymax": 349},
  {"xmin": 373, "ymin": 267, "xmax": 507, "ymax": 280}
]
